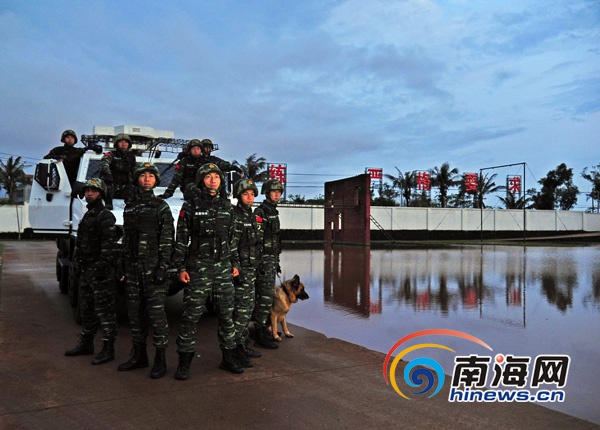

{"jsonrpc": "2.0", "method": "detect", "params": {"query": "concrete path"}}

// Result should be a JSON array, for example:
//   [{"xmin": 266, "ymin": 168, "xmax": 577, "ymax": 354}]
[{"xmin": 0, "ymin": 241, "xmax": 597, "ymax": 429}]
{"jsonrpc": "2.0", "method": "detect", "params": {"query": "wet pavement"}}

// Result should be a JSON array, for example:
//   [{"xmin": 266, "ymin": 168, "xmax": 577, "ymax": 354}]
[{"xmin": 0, "ymin": 240, "xmax": 598, "ymax": 429}]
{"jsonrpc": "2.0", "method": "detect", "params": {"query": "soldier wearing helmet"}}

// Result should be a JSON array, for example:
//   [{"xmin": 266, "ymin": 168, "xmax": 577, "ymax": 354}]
[
  {"xmin": 252, "ymin": 178, "xmax": 284, "ymax": 349},
  {"xmin": 65, "ymin": 178, "xmax": 119, "ymax": 366},
  {"xmin": 159, "ymin": 139, "xmax": 204, "ymax": 199},
  {"xmin": 44, "ymin": 129, "xmax": 88, "ymax": 185},
  {"xmin": 173, "ymin": 163, "xmax": 243, "ymax": 379},
  {"xmin": 230, "ymin": 178, "xmax": 263, "ymax": 366},
  {"xmin": 118, "ymin": 162, "xmax": 174, "ymax": 379},
  {"xmin": 198, "ymin": 138, "xmax": 244, "ymax": 196},
  {"xmin": 98, "ymin": 133, "xmax": 137, "ymax": 209}
]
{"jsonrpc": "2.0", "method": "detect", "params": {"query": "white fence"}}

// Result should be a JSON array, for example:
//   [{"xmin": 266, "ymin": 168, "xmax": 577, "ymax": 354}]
[{"xmin": 1, "ymin": 203, "xmax": 599, "ymax": 234}]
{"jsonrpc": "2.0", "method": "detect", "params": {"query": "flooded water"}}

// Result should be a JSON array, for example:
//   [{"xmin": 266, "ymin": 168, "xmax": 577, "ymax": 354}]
[{"xmin": 279, "ymin": 245, "xmax": 600, "ymax": 424}]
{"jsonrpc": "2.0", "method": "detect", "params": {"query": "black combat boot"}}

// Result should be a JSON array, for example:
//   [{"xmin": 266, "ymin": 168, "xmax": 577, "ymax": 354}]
[
  {"xmin": 219, "ymin": 346, "xmax": 244, "ymax": 374},
  {"xmin": 235, "ymin": 344, "xmax": 254, "ymax": 368},
  {"xmin": 91, "ymin": 340, "xmax": 115, "ymax": 365},
  {"xmin": 254, "ymin": 327, "xmax": 279, "ymax": 349},
  {"xmin": 175, "ymin": 352, "xmax": 194, "ymax": 380},
  {"xmin": 65, "ymin": 334, "xmax": 95, "ymax": 356},
  {"xmin": 150, "ymin": 347, "xmax": 167, "ymax": 379},
  {"xmin": 117, "ymin": 343, "xmax": 149, "ymax": 371},
  {"xmin": 244, "ymin": 342, "xmax": 262, "ymax": 358}
]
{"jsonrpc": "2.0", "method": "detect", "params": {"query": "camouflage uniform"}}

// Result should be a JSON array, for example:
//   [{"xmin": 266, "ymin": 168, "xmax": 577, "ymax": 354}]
[
  {"xmin": 119, "ymin": 163, "xmax": 174, "ymax": 378},
  {"xmin": 161, "ymin": 139, "xmax": 204, "ymax": 199},
  {"xmin": 231, "ymin": 180, "xmax": 263, "ymax": 349},
  {"xmin": 173, "ymin": 163, "xmax": 242, "ymax": 378},
  {"xmin": 99, "ymin": 133, "xmax": 137, "ymax": 206},
  {"xmin": 252, "ymin": 179, "xmax": 283, "ymax": 349},
  {"xmin": 65, "ymin": 178, "xmax": 118, "ymax": 365},
  {"xmin": 44, "ymin": 130, "xmax": 86, "ymax": 184}
]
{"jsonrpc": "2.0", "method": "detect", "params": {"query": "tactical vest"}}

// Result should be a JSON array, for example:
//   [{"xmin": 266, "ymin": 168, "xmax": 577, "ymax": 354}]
[
  {"xmin": 180, "ymin": 156, "xmax": 202, "ymax": 189},
  {"xmin": 257, "ymin": 202, "xmax": 281, "ymax": 255},
  {"xmin": 109, "ymin": 151, "xmax": 136, "ymax": 185},
  {"xmin": 188, "ymin": 195, "xmax": 232, "ymax": 262},
  {"xmin": 77, "ymin": 204, "xmax": 109, "ymax": 262},
  {"xmin": 123, "ymin": 195, "xmax": 163, "ymax": 259},
  {"xmin": 235, "ymin": 207, "xmax": 261, "ymax": 268}
]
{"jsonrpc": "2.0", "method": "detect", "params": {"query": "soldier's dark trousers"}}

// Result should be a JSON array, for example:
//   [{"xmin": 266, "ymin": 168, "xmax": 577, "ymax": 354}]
[
  {"xmin": 177, "ymin": 261, "xmax": 236, "ymax": 353},
  {"xmin": 252, "ymin": 255, "xmax": 279, "ymax": 331},
  {"xmin": 79, "ymin": 276, "xmax": 117, "ymax": 342},
  {"xmin": 234, "ymin": 269, "xmax": 256, "ymax": 345},
  {"xmin": 125, "ymin": 262, "xmax": 169, "ymax": 349}
]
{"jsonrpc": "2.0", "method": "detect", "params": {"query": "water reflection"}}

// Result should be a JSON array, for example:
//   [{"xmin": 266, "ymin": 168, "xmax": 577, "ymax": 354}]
[{"xmin": 284, "ymin": 244, "xmax": 600, "ymax": 424}]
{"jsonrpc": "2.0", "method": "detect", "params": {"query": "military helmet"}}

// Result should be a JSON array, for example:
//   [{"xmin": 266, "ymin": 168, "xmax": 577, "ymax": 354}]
[
  {"xmin": 133, "ymin": 162, "xmax": 161, "ymax": 187},
  {"xmin": 261, "ymin": 178, "xmax": 284, "ymax": 195},
  {"xmin": 80, "ymin": 178, "xmax": 107, "ymax": 199},
  {"xmin": 201, "ymin": 138, "xmax": 214, "ymax": 150},
  {"xmin": 196, "ymin": 163, "xmax": 224, "ymax": 186},
  {"xmin": 61, "ymin": 129, "xmax": 77, "ymax": 143},
  {"xmin": 114, "ymin": 133, "xmax": 132, "ymax": 149},
  {"xmin": 233, "ymin": 178, "xmax": 259, "ymax": 198},
  {"xmin": 187, "ymin": 139, "xmax": 203, "ymax": 152}
]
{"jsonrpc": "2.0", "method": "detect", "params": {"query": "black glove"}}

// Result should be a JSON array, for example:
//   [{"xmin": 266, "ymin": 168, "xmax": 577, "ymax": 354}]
[
  {"xmin": 153, "ymin": 266, "xmax": 167, "ymax": 285},
  {"xmin": 104, "ymin": 176, "xmax": 114, "ymax": 186},
  {"xmin": 233, "ymin": 270, "xmax": 245, "ymax": 285},
  {"xmin": 277, "ymin": 264, "xmax": 282, "ymax": 275}
]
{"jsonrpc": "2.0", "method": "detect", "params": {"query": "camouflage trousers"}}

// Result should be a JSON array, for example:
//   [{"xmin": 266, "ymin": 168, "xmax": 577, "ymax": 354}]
[
  {"xmin": 252, "ymin": 254, "xmax": 279, "ymax": 330},
  {"xmin": 233, "ymin": 267, "xmax": 257, "ymax": 345},
  {"xmin": 176, "ymin": 259, "xmax": 236, "ymax": 352},
  {"xmin": 124, "ymin": 261, "xmax": 169, "ymax": 349},
  {"xmin": 78, "ymin": 269, "xmax": 117, "ymax": 342}
]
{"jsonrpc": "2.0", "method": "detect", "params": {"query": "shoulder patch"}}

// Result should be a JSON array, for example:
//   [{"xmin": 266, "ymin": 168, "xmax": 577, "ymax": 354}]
[
  {"xmin": 255, "ymin": 216, "xmax": 263, "ymax": 223},
  {"xmin": 104, "ymin": 152, "xmax": 111, "ymax": 156},
  {"xmin": 175, "ymin": 164, "xmax": 181, "ymax": 170}
]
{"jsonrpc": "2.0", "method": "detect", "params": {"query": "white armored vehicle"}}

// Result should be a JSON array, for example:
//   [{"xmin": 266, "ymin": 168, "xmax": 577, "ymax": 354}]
[{"xmin": 29, "ymin": 125, "xmax": 231, "ymax": 321}]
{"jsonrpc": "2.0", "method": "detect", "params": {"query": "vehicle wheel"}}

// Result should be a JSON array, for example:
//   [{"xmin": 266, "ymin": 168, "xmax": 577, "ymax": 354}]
[{"xmin": 56, "ymin": 251, "xmax": 61, "ymax": 282}]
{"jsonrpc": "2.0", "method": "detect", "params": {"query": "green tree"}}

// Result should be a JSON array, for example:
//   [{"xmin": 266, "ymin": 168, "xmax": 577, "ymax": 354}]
[
  {"xmin": 430, "ymin": 162, "xmax": 459, "ymax": 208},
  {"xmin": 531, "ymin": 163, "xmax": 578, "ymax": 210},
  {"xmin": 0, "ymin": 156, "xmax": 26, "ymax": 202},
  {"xmin": 386, "ymin": 167, "xmax": 416, "ymax": 207},
  {"xmin": 232, "ymin": 153, "xmax": 269, "ymax": 183},
  {"xmin": 581, "ymin": 163, "xmax": 600, "ymax": 212},
  {"xmin": 498, "ymin": 191, "xmax": 531, "ymax": 209},
  {"xmin": 473, "ymin": 173, "xmax": 504, "ymax": 209},
  {"xmin": 371, "ymin": 182, "xmax": 399, "ymax": 206}
]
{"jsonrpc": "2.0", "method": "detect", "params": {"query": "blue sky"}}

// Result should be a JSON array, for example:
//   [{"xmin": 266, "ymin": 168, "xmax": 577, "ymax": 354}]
[{"xmin": 1, "ymin": 0, "xmax": 598, "ymax": 207}]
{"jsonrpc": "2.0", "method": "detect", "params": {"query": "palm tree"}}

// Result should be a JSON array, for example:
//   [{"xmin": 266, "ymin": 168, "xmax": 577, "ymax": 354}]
[
  {"xmin": 0, "ymin": 156, "xmax": 26, "ymax": 202},
  {"xmin": 385, "ymin": 167, "xmax": 416, "ymax": 206},
  {"xmin": 430, "ymin": 162, "xmax": 459, "ymax": 208},
  {"xmin": 499, "ymin": 191, "xmax": 531, "ymax": 209},
  {"xmin": 474, "ymin": 173, "xmax": 504, "ymax": 209},
  {"xmin": 232, "ymin": 153, "xmax": 269, "ymax": 183}
]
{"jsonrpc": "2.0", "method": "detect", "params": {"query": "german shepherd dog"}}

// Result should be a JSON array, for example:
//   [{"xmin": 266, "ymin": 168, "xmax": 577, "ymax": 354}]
[{"xmin": 268, "ymin": 274, "xmax": 309, "ymax": 341}]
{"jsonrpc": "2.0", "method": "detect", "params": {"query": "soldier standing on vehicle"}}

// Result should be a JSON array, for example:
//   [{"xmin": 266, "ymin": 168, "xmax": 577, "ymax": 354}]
[
  {"xmin": 252, "ymin": 179, "xmax": 284, "ymax": 349},
  {"xmin": 231, "ymin": 178, "xmax": 263, "ymax": 367},
  {"xmin": 199, "ymin": 139, "xmax": 244, "ymax": 196},
  {"xmin": 159, "ymin": 139, "xmax": 204, "ymax": 200},
  {"xmin": 64, "ymin": 178, "xmax": 119, "ymax": 365},
  {"xmin": 99, "ymin": 133, "xmax": 137, "ymax": 209},
  {"xmin": 173, "ymin": 163, "xmax": 242, "ymax": 380},
  {"xmin": 44, "ymin": 129, "xmax": 98, "ymax": 185},
  {"xmin": 118, "ymin": 163, "xmax": 174, "ymax": 379}
]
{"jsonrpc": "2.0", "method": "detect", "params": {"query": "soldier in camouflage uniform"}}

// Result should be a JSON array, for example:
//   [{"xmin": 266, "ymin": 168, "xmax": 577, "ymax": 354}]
[
  {"xmin": 252, "ymin": 179, "xmax": 284, "ymax": 349},
  {"xmin": 199, "ymin": 139, "xmax": 244, "ymax": 196},
  {"xmin": 118, "ymin": 163, "xmax": 174, "ymax": 379},
  {"xmin": 99, "ymin": 133, "xmax": 137, "ymax": 209},
  {"xmin": 159, "ymin": 139, "xmax": 204, "ymax": 199},
  {"xmin": 173, "ymin": 163, "xmax": 242, "ymax": 379},
  {"xmin": 231, "ymin": 178, "xmax": 263, "ymax": 367},
  {"xmin": 44, "ymin": 130, "xmax": 88, "ymax": 185},
  {"xmin": 65, "ymin": 178, "xmax": 119, "ymax": 365}
]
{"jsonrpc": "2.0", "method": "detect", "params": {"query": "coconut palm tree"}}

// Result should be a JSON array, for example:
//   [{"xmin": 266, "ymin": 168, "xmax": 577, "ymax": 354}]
[
  {"xmin": 473, "ymin": 173, "xmax": 504, "ymax": 208},
  {"xmin": 0, "ymin": 156, "xmax": 26, "ymax": 202},
  {"xmin": 430, "ymin": 162, "xmax": 459, "ymax": 208},
  {"xmin": 232, "ymin": 153, "xmax": 269, "ymax": 183},
  {"xmin": 499, "ymin": 191, "xmax": 531, "ymax": 209},
  {"xmin": 385, "ymin": 167, "xmax": 417, "ymax": 206}
]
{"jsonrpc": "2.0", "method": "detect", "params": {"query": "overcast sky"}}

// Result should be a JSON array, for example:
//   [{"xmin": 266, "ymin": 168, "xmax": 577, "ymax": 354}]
[{"xmin": 1, "ymin": 0, "xmax": 598, "ymax": 207}]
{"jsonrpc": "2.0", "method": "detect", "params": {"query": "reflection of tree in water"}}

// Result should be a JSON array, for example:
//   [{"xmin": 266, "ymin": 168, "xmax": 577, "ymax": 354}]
[
  {"xmin": 534, "ymin": 256, "xmax": 577, "ymax": 313},
  {"xmin": 583, "ymin": 268, "xmax": 600, "ymax": 310}
]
